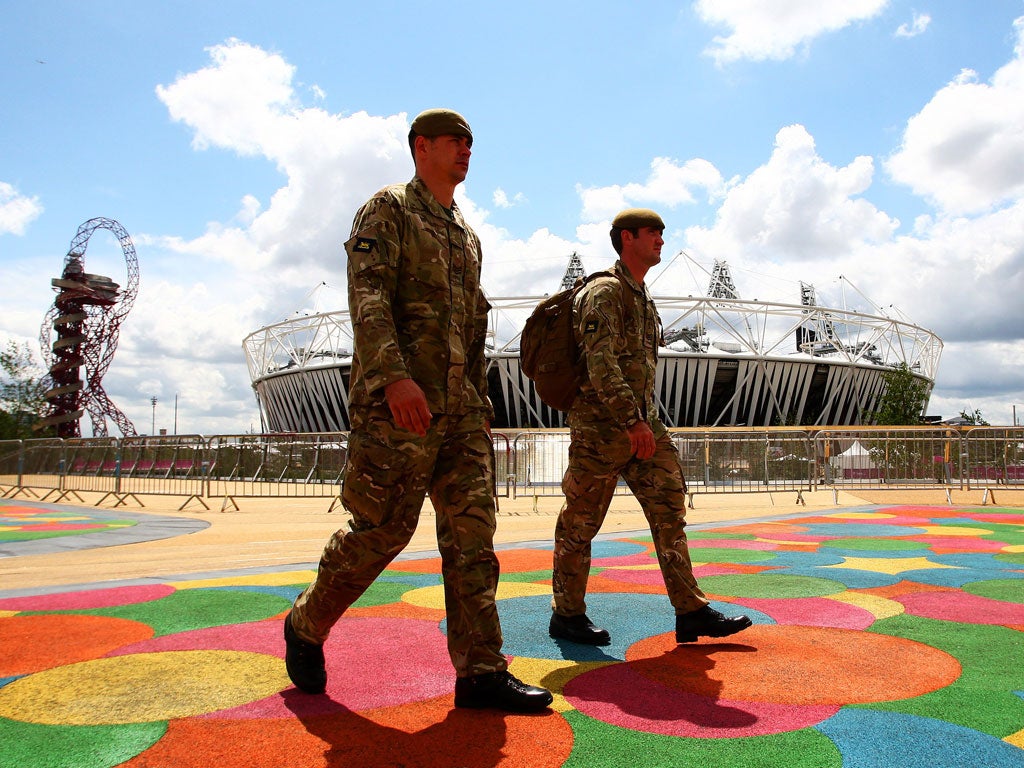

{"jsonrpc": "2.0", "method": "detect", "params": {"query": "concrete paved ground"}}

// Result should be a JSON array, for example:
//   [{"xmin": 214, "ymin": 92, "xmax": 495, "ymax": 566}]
[{"xmin": 2, "ymin": 485, "xmax": 1021, "ymax": 594}]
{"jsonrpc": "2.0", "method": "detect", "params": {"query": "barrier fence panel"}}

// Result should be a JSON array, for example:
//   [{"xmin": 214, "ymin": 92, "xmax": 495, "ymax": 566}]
[
  {"xmin": 116, "ymin": 435, "xmax": 209, "ymax": 503},
  {"xmin": 505, "ymin": 429, "xmax": 814, "ymax": 500},
  {"xmin": 11, "ymin": 438, "xmax": 67, "ymax": 499},
  {"xmin": 206, "ymin": 433, "xmax": 349, "ymax": 505},
  {"xmin": 4, "ymin": 427, "xmax": 1023, "ymax": 507},
  {"xmin": 0, "ymin": 440, "xmax": 23, "ymax": 494},
  {"xmin": 960, "ymin": 426, "xmax": 1024, "ymax": 488},
  {"xmin": 61, "ymin": 438, "xmax": 125, "ymax": 498},
  {"xmin": 491, "ymin": 432, "xmax": 512, "ymax": 499},
  {"xmin": 509, "ymin": 431, "xmax": 574, "ymax": 498},
  {"xmin": 673, "ymin": 429, "xmax": 815, "ymax": 495},
  {"xmin": 15, "ymin": 438, "xmax": 68, "ymax": 498},
  {"xmin": 815, "ymin": 428, "xmax": 962, "ymax": 490}
]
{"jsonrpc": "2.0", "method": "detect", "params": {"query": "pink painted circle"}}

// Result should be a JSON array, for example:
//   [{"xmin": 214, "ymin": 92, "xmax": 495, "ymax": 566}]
[
  {"xmin": 113, "ymin": 616, "xmax": 456, "ymax": 718},
  {"xmin": 0, "ymin": 584, "xmax": 174, "ymax": 612},
  {"xmin": 565, "ymin": 624, "xmax": 961, "ymax": 738}
]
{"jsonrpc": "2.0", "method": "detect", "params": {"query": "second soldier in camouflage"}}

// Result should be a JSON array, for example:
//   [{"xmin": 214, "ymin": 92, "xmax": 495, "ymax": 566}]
[{"xmin": 549, "ymin": 208, "xmax": 754, "ymax": 646}]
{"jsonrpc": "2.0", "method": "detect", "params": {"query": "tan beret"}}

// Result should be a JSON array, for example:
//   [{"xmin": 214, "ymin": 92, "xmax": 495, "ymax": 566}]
[
  {"xmin": 409, "ymin": 109, "xmax": 473, "ymax": 141},
  {"xmin": 611, "ymin": 208, "xmax": 665, "ymax": 230}
]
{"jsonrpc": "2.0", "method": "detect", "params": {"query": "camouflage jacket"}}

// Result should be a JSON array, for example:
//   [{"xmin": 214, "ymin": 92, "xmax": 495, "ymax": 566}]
[
  {"xmin": 568, "ymin": 259, "xmax": 666, "ymax": 437},
  {"xmin": 344, "ymin": 176, "xmax": 493, "ymax": 419}
]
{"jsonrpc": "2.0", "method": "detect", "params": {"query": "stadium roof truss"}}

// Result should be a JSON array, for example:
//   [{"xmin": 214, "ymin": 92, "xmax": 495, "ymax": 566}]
[{"xmin": 243, "ymin": 287, "xmax": 942, "ymax": 431}]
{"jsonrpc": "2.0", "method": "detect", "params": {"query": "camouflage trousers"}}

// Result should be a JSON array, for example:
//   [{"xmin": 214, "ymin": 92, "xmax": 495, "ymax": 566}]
[
  {"xmin": 552, "ymin": 428, "xmax": 708, "ymax": 616},
  {"xmin": 290, "ymin": 407, "xmax": 507, "ymax": 677}
]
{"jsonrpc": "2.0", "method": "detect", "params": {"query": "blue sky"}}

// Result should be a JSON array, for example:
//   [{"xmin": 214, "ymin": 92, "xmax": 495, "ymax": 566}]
[{"xmin": 2, "ymin": 0, "xmax": 1023, "ymax": 434}]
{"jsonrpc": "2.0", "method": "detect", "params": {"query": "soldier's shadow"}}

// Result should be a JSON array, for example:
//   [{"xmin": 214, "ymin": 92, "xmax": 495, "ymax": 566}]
[
  {"xmin": 550, "ymin": 642, "xmax": 760, "ymax": 730},
  {"xmin": 282, "ymin": 689, "xmax": 544, "ymax": 767}
]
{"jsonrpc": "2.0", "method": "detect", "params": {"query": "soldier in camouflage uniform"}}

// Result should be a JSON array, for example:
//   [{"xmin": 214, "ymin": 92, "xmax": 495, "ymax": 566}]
[
  {"xmin": 284, "ymin": 109, "xmax": 551, "ymax": 712},
  {"xmin": 548, "ymin": 208, "xmax": 753, "ymax": 646}
]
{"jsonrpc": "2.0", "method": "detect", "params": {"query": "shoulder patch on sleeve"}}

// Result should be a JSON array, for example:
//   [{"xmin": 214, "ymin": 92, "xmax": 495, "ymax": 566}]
[
  {"xmin": 583, "ymin": 319, "xmax": 599, "ymax": 334},
  {"xmin": 353, "ymin": 237, "xmax": 376, "ymax": 253}
]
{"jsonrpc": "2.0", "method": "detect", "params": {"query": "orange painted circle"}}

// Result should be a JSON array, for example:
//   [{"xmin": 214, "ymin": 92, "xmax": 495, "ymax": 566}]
[
  {"xmin": 116, "ymin": 695, "xmax": 574, "ymax": 768},
  {"xmin": 626, "ymin": 624, "xmax": 961, "ymax": 706},
  {"xmin": 0, "ymin": 614, "xmax": 153, "ymax": 677}
]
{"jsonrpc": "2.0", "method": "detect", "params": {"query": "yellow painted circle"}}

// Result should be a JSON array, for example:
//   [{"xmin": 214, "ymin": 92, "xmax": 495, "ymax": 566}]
[
  {"xmin": 0, "ymin": 650, "xmax": 289, "ymax": 725},
  {"xmin": 401, "ymin": 580, "xmax": 550, "ymax": 609}
]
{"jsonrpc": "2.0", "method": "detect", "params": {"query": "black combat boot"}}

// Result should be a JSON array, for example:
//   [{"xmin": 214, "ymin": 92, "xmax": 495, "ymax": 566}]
[
  {"xmin": 675, "ymin": 605, "xmax": 752, "ymax": 643},
  {"xmin": 454, "ymin": 671, "xmax": 553, "ymax": 712},
  {"xmin": 549, "ymin": 612, "xmax": 611, "ymax": 645},
  {"xmin": 284, "ymin": 611, "xmax": 327, "ymax": 694}
]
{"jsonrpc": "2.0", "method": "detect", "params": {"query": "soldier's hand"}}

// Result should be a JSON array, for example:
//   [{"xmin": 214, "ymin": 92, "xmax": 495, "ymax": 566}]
[
  {"xmin": 385, "ymin": 378, "xmax": 432, "ymax": 436},
  {"xmin": 627, "ymin": 421, "xmax": 656, "ymax": 460}
]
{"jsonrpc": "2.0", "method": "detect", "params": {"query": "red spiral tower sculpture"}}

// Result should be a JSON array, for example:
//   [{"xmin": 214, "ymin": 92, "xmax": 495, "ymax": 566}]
[{"xmin": 37, "ymin": 217, "xmax": 140, "ymax": 437}]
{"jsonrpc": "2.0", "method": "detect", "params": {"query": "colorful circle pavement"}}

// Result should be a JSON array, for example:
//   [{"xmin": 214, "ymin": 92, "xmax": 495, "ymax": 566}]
[
  {"xmin": 0, "ymin": 504, "xmax": 1022, "ymax": 767},
  {"xmin": 0, "ymin": 501, "xmax": 207, "ymax": 558}
]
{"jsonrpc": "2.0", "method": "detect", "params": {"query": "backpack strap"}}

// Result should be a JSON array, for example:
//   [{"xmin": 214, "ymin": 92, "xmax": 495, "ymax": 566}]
[{"xmin": 574, "ymin": 269, "xmax": 629, "ymax": 332}]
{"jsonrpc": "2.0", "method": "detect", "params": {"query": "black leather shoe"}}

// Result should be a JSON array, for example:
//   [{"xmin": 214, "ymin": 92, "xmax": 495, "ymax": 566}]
[
  {"xmin": 675, "ymin": 605, "xmax": 752, "ymax": 643},
  {"xmin": 284, "ymin": 611, "xmax": 327, "ymax": 694},
  {"xmin": 454, "ymin": 671, "xmax": 553, "ymax": 712},
  {"xmin": 549, "ymin": 612, "xmax": 611, "ymax": 645}
]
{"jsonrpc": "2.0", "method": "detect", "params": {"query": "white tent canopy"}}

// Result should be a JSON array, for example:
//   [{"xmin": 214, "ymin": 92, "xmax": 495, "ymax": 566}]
[{"xmin": 833, "ymin": 440, "xmax": 876, "ymax": 472}]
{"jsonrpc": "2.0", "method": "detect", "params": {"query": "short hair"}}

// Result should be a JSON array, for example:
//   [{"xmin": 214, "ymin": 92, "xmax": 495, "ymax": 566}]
[{"xmin": 609, "ymin": 226, "xmax": 638, "ymax": 255}]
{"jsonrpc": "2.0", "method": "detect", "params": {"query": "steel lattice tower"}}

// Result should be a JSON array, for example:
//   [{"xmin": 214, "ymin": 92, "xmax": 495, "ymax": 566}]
[
  {"xmin": 560, "ymin": 252, "xmax": 586, "ymax": 290},
  {"xmin": 37, "ymin": 218, "xmax": 140, "ymax": 437}
]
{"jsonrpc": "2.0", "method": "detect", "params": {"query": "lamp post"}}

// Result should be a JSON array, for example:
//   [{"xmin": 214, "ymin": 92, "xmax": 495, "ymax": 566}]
[{"xmin": 151, "ymin": 396, "xmax": 157, "ymax": 435}]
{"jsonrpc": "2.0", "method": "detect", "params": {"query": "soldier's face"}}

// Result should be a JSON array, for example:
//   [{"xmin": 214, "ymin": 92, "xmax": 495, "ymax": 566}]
[
  {"xmin": 419, "ymin": 135, "xmax": 472, "ymax": 185},
  {"xmin": 626, "ymin": 226, "xmax": 664, "ymax": 266}
]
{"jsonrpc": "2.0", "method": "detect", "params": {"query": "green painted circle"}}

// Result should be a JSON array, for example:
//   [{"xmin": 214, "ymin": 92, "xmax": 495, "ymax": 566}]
[
  {"xmin": 821, "ymin": 538, "xmax": 926, "ymax": 552},
  {"xmin": 563, "ymin": 710, "xmax": 842, "ymax": 767},
  {"xmin": 962, "ymin": 578, "xmax": 1024, "ymax": 604},
  {"xmin": 699, "ymin": 573, "xmax": 846, "ymax": 599},
  {"xmin": 0, "ymin": 716, "xmax": 165, "ymax": 768},
  {"xmin": 688, "ymin": 547, "xmax": 776, "ymax": 564},
  {"xmin": 71, "ymin": 589, "xmax": 290, "ymax": 637}
]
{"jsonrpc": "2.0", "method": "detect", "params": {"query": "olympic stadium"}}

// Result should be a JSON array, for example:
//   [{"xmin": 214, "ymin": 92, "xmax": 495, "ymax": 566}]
[{"xmin": 243, "ymin": 254, "xmax": 942, "ymax": 432}]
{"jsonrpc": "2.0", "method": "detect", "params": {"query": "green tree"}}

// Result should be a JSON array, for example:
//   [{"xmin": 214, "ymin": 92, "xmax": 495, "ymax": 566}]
[
  {"xmin": 866, "ymin": 362, "xmax": 929, "ymax": 426},
  {"xmin": 0, "ymin": 341, "xmax": 51, "ymax": 439},
  {"xmin": 958, "ymin": 408, "xmax": 989, "ymax": 426}
]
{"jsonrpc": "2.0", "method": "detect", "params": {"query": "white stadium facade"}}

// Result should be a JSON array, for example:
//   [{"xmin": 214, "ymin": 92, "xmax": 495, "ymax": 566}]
[{"xmin": 243, "ymin": 256, "xmax": 942, "ymax": 432}]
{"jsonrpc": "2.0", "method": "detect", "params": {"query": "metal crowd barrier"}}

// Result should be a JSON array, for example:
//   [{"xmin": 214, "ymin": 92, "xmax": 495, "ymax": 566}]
[
  {"xmin": 815, "ymin": 426, "xmax": 1024, "ymax": 498},
  {"xmin": 115, "ymin": 435, "xmax": 209, "ymax": 508},
  {"xmin": 206, "ymin": 433, "xmax": 349, "ymax": 511},
  {"xmin": 2, "ymin": 426, "xmax": 1022, "ymax": 510},
  {"xmin": 506, "ymin": 429, "xmax": 815, "ymax": 502},
  {"xmin": 957, "ymin": 426, "xmax": 1024, "ymax": 496},
  {"xmin": 509, "ymin": 430, "xmax": 571, "ymax": 497}
]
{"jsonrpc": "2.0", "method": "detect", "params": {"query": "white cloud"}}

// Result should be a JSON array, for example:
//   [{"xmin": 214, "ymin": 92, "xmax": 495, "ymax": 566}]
[
  {"xmin": 578, "ymin": 156, "xmax": 728, "ymax": 222},
  {"xmin": 154, "ymin": 38, "xmax": 414, "ymax": 308},
  {"xmin": 493, "ymin": 188, "xmax": 525, "ymax": 209},
  {"xmin": 694, "ymin": 0, "xmax": 889, "ymax": 65},
  {"xmin": 604, "ymin": 118, "xmax": 1022, "ymax": 357},
  {"xmin": 156, "ymin": 38, "xmax": 299, "ymax": 156},
  {"xmin": 683, "ymin": 124, "xmax": 897, "ymax": 267},
  {"xmin": 895, "ymin": 12, "xmax": 931, "ymax": 39},
  {"xmin": 0, "ymin": 181, "xmax": 43, "ymax": 235},
  {"xmin": 886, "ymin": 17, "xmax": 1024, "ymax": 215},
  {"xmin": 119, "ymin": 39, "xmax": 423, "ymax": 436}
]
